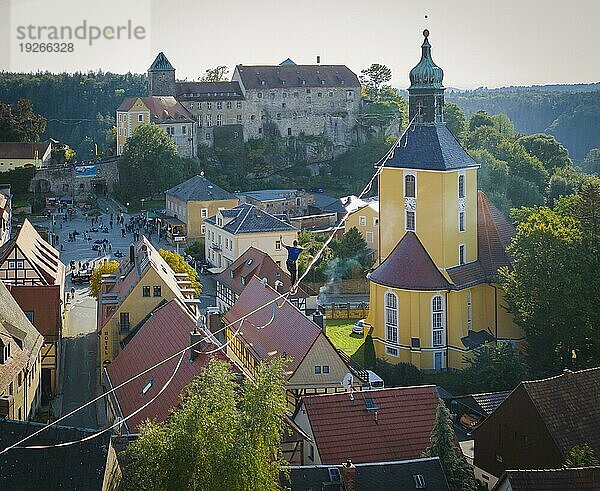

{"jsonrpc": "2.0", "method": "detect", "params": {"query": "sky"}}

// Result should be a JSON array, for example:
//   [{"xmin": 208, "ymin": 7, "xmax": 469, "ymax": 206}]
[{"xmin": 1, "ymin": 0, "xmax": 598, "ymax": 89}]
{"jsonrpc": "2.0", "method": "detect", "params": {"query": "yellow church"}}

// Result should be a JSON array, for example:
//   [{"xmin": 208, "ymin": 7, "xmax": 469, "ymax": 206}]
[{"xmin": 366, "ymin": 30, "xmax": 523, "ymax": 370}]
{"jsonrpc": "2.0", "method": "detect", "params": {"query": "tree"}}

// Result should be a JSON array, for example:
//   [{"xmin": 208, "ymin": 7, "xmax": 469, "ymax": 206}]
[
  {"xmin": 423, "ymin": 401, "xmax": 477, "ymax": 491},
  {"xmin": 123, "ymin": 357, "xmax": 289, "ymax": 491},
  {"xmin": 564, "ymin": 444, "xmax": 600, "ymax": 468},
  {"xmin": 444, "ymin": 103, "xmax": 466, "ymax": 139},
  {"xmin": 359, "ymin": 64, "xmax": 392, "ymax": 100},
  {"xmin": 499, "ymin": 205, "xmax": 599, "ymax": 374},
  {"xmin": 363, "ymin": 335, "xmax": 376, "ymax": 370},
  {"xmin": 462, "ymin": 343, "xmax": 528, "ymax": 393},
  {"xmin": 0, "ymin": 99, "xmax": 46, "ymax": 142},
  {"xmin": 517, "ymin": 134, "xmax": 572, "ymax": 173},
  {"xmin": 582, "ymin": 148, "xmax": 600, "ymax": 175},
  {"xmin": 159, "ymin": 249, "xmax": 202, "ymax": 295},
  {"xmin": 118, "ymin": 124, "xmax": 197, "ymax": 201},
  {"xmin": 200, "ymin": 66, "xmax": 229, "ymax": 82},
  {"xmin": 184, "ymin": 240, "xmax": 205, "ymax": 262},
  {"xmin": 90, "ymin": 260, "xmax": 120, "ymax": 298},
  {"xmin": 468, "ymin": 110, "xmax": 494, "ymax": 132}
]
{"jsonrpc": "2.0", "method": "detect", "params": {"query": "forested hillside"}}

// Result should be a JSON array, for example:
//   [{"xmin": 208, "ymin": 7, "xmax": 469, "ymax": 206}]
[
  {"xmin": 0, "ymin": 72, "xmax": 147, "ymax": 157},
  {"xmin": 446, "ymin": 87, "xmax": 600, "ymax": 162}
]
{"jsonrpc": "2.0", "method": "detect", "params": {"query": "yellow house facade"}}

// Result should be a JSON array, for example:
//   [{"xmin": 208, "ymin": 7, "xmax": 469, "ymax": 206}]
[
  {"xmin": 98, "ymin": 238, "xmax": 198, "ymax": 366},
  {"xmin": 0, "ymin": 281, "xmax": 43, "ymax": 421},
  {"xmin": 344, "ymin": 196, "xmax": 380, "ymax": 260},
  {"xmin": 365, "ymin": 31, "xmax": 523, "ymax": 370},
  {"xmin": 204, "ymin": 203, "xmax": 298, "ymax": 270},
  {"xmin": 116, "ymin": 96, "xmax": 196, "ymax": 158},
  {"xmin": 0, "ymin": 142, "xmax": 51, "ymax": 171},
  {"xmin": 165, "ymin": 175, "xmax": 239, "ymax": 240},
  {"xmin": 224, "ymin": 276, "xmax": 365, "ymax": 411}
]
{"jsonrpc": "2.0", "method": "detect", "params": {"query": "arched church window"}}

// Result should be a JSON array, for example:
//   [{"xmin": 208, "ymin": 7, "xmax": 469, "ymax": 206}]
[
  {"xmin": 385, "ymin": 292, "xmax": 398, "ymax": 347},
  {"xmin": 405, "ymin": 175, "xmax": 416, "ymax": 198},
  {"xmin": 431, "ymin": 294, "xmax": 445, "ymax": 347},
  {"xmin": 458, "ymin": 174, "xmax": 465, "ymax": 199}
]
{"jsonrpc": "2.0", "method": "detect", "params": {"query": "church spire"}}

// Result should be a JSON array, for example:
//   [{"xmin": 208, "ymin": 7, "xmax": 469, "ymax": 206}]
[{"xmin": 408, "ymin": 30, "xmax": 445, "ymax": 124}]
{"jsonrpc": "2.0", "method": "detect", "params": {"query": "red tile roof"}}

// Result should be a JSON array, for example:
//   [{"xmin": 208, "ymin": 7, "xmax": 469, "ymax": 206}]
[
  {"xmin": 500, "ymin": 467, "xmax": 600, "ymax": 491},
  {"xmin": 521, "ymin": 367, "xmax": 600, "ymax": 458},
  {"xmin": 447, "ymin": 192, "xmax": 515, "ymax": 288},
  {"xmin": 0, "ymin": 142, "xmax": 51, "ymax": 160},
  {"xmin": 216, "ymin": 247, "xmax": 312, "ymax": 299},
  {"xmin": 105, "ymin": 299, "xmax": 233, "ymax": 433},
  {"xmin": 369, "ymin": 232, "xmax": 451, "ymax": 291},
  {"xmin": 116, "ymin": 96, "xmax": 194, "ymax": 123},
  {"xmin": 223, "ymin": 276, "xmax": 321, "ymax": 373},
  {"xmin": 301, "ymin": 386, "xmax": 439, "ymax": 464}
]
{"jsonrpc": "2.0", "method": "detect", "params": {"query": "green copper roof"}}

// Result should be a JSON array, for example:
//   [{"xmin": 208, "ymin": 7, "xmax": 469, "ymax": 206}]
[
  {"xmin": 148, "ymin": 52, "xmax": 175, "ymax": 72},
  {"xmin": 409, "ymin": 30, "xmax": 444, "ymax": 89}
]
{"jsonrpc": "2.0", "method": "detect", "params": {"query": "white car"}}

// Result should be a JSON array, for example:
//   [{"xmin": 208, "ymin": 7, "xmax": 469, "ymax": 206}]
[{"xmin": 352, "ymin": 319, "xmax": 366, "ymax": 335}]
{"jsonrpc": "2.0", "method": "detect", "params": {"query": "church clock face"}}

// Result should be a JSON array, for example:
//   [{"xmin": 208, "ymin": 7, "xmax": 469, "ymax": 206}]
[{"xmin": 404, "ymin": 197, "xmax": 416, "ymax": 211}]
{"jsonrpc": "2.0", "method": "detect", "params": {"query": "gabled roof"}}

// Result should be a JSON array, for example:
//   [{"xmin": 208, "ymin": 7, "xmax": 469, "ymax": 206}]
[
  {"xmin": 215, "ymin": 247, "xmax": 311, "ymax": 299},
  {"xmin": 496, "ymin": 466, "xmax": 600, "ymax": 491},
  {"xmin": 235, "ymin": 64, "xmax": 360, "ymax": 90},
  {"xmin": 105, "ymin": 299, "xmax": 234, "ymax": 433},
  {"xmin": 223, "ymin": 276, "xmax": 322, "ymax": 373},
  {"xmin": 521, "ymin": 368, "xmax": 600, "ymax": 458},
  {"xmin": 166, "ymin": 175, "xmax": 237, "ymax": 202},
  {"xmin": 455, "ymin": 390, "xmax": 511, "ymax": 417},
  {"xmin": 369, "ymin": 232, "xmax": 451, "ymax": 291},
  {"xmin": 385, "ymin": 123, "xmax": 478, "ymax": 171},
  {"xmin": 308, "ymin": 193, "xmax": 345, "ymax": 214},
  {"xmin": 116, "ymin": 96, "xmax": 194, "ymax": 123},
  {"xmin": 98, "ymin": 237, "xmax": 195, "ymax": 329},
  {"xmin": 176, "ymin": 81, "xmax": 244, "ymax": 101},
  {"xmin": 0, "ymin": 280, "xmax": 44, "ymax": 385},
  {"xmin": 282, "ymin": 457, "xmax": 450, "ymax": 491},
  {"xmin": 0, "ymin": 219, "xmax": 65, "ymax": 286},
  {"xmin": 0, "ymin": 419, "xmax": 114, "ymax": 490},
  {"xmin": 300, "ymin": 386, "xmax": 439, "ymax": 464},
  {"xmin": 447, "ymin": 192, "xmax": 515, "ymax": 288},
  {"xmin": 205, "ymin": 203, "xmax": 297, "ymax": 235},
  {"xmin": 0, "ymin": 141, "xmax": 51, "ymax": 160},
  {"xmin": 148, "ymin": 52, "xmax": 174, "ymax": 72}
]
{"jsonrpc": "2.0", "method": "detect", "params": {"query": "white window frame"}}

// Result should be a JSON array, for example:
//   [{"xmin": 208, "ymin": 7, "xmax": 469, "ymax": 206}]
[
  {"xmin": 458, "ymin": 173, "xmax": 466, "ymax": 199},
  {"xmin": 359, "ymin": 216, "xmax": 366, "ymax": 226},
  {"xmin": 384, "ymin": 291, "xmax": 399, "ymax": 354},
  {"xmin": 405, "ymin": 210, "xmax": 416, "ymax": 232},
  {"xmin": 138, "ymin": 114, "xmax": 144, "ymax": 122},
  {"xmin": 459, "ymin": 211, "xmax": 466, "ymax": 232},
  {"xmin": 365, "ymin": 231, "xmax": 374, "ymax": 243},
  {"xmin": 201, "ymin": 208, "xmax": 208, "ymax": 218},
  {"xmin": 373, "ymin": 217, "xmax": 379, "ymax": 227},
  {"xmin": 216, "ymin": 114, "xmax": 223, "ymax": 127},
  {"xmin": 431, "ymin": 294, "xmax": 445, "ymax": 348},
  {"xmin": 459, "ymin": 244, "xmax": 466, "ymax": 265},
  {"xmin": 275, "ymin": 240, "xmax": 281, "ymax": 251},
  {"xmin": 217, "ymin": 101, "xmax": 223, "ymax": 110},
  {"xmin": 404, "ymin": 173, "xmax": 416, "ymax": 198},
  {"xmin": 201, "ymin": 224, "xmax": 206, "ymax": 235}
]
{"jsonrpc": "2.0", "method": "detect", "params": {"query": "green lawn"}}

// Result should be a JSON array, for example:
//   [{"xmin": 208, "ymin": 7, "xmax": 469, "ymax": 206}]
[{"xmin": 326, "ymin": 319, "xmax": 366, "ymax": 367}]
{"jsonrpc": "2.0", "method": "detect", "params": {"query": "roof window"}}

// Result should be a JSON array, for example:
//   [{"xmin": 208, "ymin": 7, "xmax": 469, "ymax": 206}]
[{"xmin": 141, "ymin": 379, "xmax": 154, "ymax": 395}]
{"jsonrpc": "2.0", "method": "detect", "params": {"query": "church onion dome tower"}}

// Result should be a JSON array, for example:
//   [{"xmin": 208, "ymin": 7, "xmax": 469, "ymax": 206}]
[{"xmin": 409, "ymin": 29, "xmax": 444, "ymax": 89}]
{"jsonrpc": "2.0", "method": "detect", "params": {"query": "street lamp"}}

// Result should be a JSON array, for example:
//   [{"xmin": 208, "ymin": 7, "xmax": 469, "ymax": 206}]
[{"xmin": 141, "ymin": 198, "xmax": 145, "ymax": 211}]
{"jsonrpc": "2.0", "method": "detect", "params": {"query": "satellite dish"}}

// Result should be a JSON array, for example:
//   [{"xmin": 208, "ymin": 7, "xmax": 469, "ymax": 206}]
[{"xmin": 342, "ymin": 373, "xmax": 354, "ymax": 390}]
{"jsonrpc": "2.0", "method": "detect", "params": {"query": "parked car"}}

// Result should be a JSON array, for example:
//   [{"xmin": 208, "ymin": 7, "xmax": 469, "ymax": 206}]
[
  {"xmin": 352, "ymin": 319, "xmax": 366, "ymax": 335},
  {"xmin": 460, "ymin": 412, "xmax": 481, "ymax": 431}
]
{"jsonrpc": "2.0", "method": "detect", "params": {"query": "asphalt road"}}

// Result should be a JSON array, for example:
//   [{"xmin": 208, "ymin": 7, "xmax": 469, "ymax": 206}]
[{"xmin": 60, "ymin": 285, "xmax": 100, "ymax": 428}]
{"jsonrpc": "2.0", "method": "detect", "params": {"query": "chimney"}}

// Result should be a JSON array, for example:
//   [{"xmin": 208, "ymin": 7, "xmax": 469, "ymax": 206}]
[
  {"xmin": 189, "ymin": 327, "xmax": 204, "ymax": 361},
  {"xmin": 313, "ymin": 310, "xmax": 325, "ymax": 334},
  {"xmin": 316, "ymin": 55, "xmax": 321, "ymax": 64},
  {"xmin": 341, "ymin": 460, "xmax": 356, "ymax": 491},
  {"xmin": 129, "ymin": 244, "xmax": 135, "ymax": 264}
]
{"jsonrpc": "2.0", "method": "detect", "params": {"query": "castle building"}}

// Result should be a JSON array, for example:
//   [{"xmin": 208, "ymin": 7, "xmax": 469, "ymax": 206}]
[
  {"xmin": 143, "ymin": 53, "xmax": 362, "ymax": 150},
  {"xmin": 365, "ymin": 31, "xmax": 523, "ymax": 370}
]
